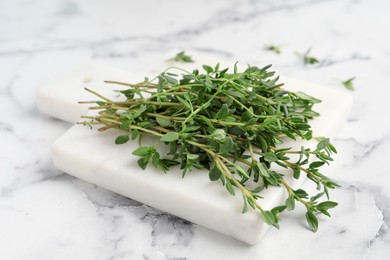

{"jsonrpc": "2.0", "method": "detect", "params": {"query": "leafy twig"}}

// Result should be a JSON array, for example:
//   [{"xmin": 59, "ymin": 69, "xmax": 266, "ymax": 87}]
[
  {"xmin": 264, "ymin": 44, "xmax": 283, "ymax": 54},
  {"xmin": 167, "ymin": 51, "xmax": 194, "ymax": 63},
  {"xmin": 296, "ymin": 48, "xmax": 319, "ymax": 65}
]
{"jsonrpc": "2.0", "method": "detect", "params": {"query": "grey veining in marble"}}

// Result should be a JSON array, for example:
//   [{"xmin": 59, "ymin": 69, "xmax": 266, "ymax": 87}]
[{"xmin": 1, "ymin": 0, "xmax": 390, "ymax": 259}]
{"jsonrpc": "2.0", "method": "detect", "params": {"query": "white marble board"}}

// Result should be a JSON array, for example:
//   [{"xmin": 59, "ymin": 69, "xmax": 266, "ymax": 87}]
[{"xmin": 37, "ymin": 54, "xmax": 352, "ymax": 244}]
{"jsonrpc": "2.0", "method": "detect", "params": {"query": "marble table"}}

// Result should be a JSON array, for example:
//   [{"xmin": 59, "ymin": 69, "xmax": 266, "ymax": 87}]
[{"xmin": 1, "ymin": 0, "xmax": 389, "ymax": 259}]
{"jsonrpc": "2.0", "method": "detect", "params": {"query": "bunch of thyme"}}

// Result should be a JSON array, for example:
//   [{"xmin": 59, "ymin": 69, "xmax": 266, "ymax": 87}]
[{"xmin": 79, "ymin": 63, "xmax": 339, "ymax": 231}]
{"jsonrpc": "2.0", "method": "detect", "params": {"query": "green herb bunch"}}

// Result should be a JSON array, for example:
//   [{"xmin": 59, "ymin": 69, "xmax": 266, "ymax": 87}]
[{"xmin": 79, "ymin": 63, "xmax": 339, "ymax": 231}]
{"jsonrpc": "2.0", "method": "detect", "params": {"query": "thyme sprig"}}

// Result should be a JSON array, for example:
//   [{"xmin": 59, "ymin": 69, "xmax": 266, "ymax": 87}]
[
  {"xmin": 264, "ymin": 44, "xmax": 283, "ymax": 54},
  {"xmin": 296, "ymin": 48, "xmax": 319, "ymax": 65},
  {"xmin": 340, "ymin": 77, "xmax": 356, "ymax": 91},
  {"xmin": 168, "ymin": 51, "xmax": 194, "ymax": 63},
  {"xmin": 79, "ymin": 63, "xmax": 339, "ymax": 231}
]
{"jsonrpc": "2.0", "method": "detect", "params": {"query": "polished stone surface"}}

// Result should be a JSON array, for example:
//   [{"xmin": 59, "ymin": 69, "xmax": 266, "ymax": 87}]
[{"xmin": 1, "ymin": 0, "xmax": 390, "ymax": 259}]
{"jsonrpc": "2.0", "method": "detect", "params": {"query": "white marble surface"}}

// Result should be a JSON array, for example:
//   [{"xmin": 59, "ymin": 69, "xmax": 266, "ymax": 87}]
[{"xmin": 1, "ymin": 0, "xmax": 389, "ymax": 259}]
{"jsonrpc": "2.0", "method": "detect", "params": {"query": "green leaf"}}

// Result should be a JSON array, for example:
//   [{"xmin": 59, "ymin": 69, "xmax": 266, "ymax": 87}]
[
  {"xmin": 152, "ymin": 152, "xmax": 160, "ymax": 168},
  {"xmin": 317, "ymin": 201, "xmax": 338, "ymax": 210},
  {"xmin": 137, "ymin": 158, "xmax": 148, "ymax": 170},
  {"xmin": 214, "ymin": 63, "xmax": 220, "ymax": 72},
  {"xmin": 187, "ymin": 153, "xmax": 199, "ymax": 160},
  {"xmin": 203, "ymin": 65, "xmax": 213, "ymax": 74},
  {"xmin": 341, "ymin": 77, "xmax": 355, "ymax": 91},
  {"xmin": 160, "ymin": 132, "xmax": 179, "ymax": 142},
  {"xmin": 295, "ymin": 92, "xmax": 320, "ymax": 103},
  {"xmin": 241, "ymin": 108, "xmax": 253, "ymax": 122},
  {"xmin": 131, "ymin": 129, "xmax": 139, "ymax": 140},
  {"xmin": 264, "ymin": 44, "xmax": 282, "ymax": 54},
  {"xmin": 292, "ymin": 167, "xmax": 300, "ymax": 179},
  {"xmin": 225, "ymin": 180, "xmax": 235, "ymax": 196},
  {"xmin": 183, "ymin": 125, "xmax": 201, "ymax": 132},
  {"xmin": 316, "ymin": 138, "xmax": 330, "ymax": 151},
  {"xmin": 294, "ymin": 189, "xmax": 309, "ymax": 199},
  {"xmin": 257, "ymin": 162, "xmax": 270, "ymax": 177},
  {"xmin": 244, "ymin": 118, "xmax": 257, "ymax": 127},
  {"xmin": 156, "ymin": 117, "xmax": 171, "ymax": 127},
  {"xmin": 306, "ymin": 210, "xmax": 318, "ymax": 232},
  {"xmin": 173, "ymin": 51, "xmax": 194, "ymax": 63},
  {"xmin": 115, "ymin": 135, "xmax": 130, "ymax": 145},
  {"xmin": 310, "ymin": 192, "xmax": 325, "ymax": 202},
  {"xmin": 310, "ymin": 161, "xmax": 325, "ymax": 169},
  {"xmin": 304, "ymin": 56, "xmax": 319, "ymax": 65},
  {"xmin": 271, "ymin": 205, "xmax": 287, "ymax": 215},
  {"xmin": 251, "ymin": 186, "xmax": 264, "ymax": 193},
  {"xmin": 132, "ymin": 146, "xmax": 152, "ymax": 157},
  {"xmin": 261, "ymin": 211, "xmax": 277, "ymax": 227},
  {"xmin": 209, "ymin": 165, "xmax": 222, "ymax": 181},
  {"xmin": 242, "ymin": 195, "xmax": 249, "ymax": 213},
  {"xmin": 263, "ymin": 152, "xmax": 278, "ymax": 162},
  {"xmin": 164, "ymin": 75, "xmax": 178, "ymax": 85},
  {"xmin": 285, "ymin": 194, "xmax": 295, "ymax": 210},
  {"xmin": 216, "ymin": 104, "xmax": 229, "ymax": 119},
  {"xmin": 211, "ymin": 129, "xmax": 226, "ymax": 141},
  {"xmin": 235, "ymin": 165, "xmax": 249, "ymax": 179},
  {"xmin": 176, "ymin": 95, "xmax": 191, "ymax": 110},
  {"xmin": 316, "ymin": 201, "xmax": 338, "ymax": 217},
  {"xmin": 220, "ymin": 136, "xmax": 234, "ymax": 154}
]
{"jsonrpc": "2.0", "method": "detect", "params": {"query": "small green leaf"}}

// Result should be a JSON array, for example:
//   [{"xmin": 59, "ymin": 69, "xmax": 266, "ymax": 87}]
[
  {"xmin": 306, "ymin": 210, "xmax": 318, "ymax": 232},
  {"xmin": 293, "ymin": 167, "xmax": 300, "ymax": 179},
  {"xmin": 242, "ymin": 195, "xmax": 249, "ymax": 213},
  {"xmin": 203, "ymin": 65, "xmax": 213, "ymax": 74},
  {"xmin": 271, "ymin": 205, "xmax": 287, "ymax": 215},
  {"xmin": 131, "ymin": 129, "xmax": 139, "ymax": 140},
  {"xmin": 309, "ymin": 161, "xmax": 325, "ymax": 169},
  {"xmin": 341, "ymin": 77, "xmax": 355, "ymax": 91},
  {"xmin": 261, "ymin": 211, "xmax": 276, "ymax": 226},
  {"xmin": 234, "ymin": 62, "xmax": 238, "ymax": 74},
  {"xmin": 137, "ymin": 158, "xmax": 148, "ymax": 170},
  {"xmin": 264, "ymin": 44, "xmax": 282, "ymax": 54},
  {"xmin": 132, "ymin": 147, "xmax": 152, "ymax": 157},
  {"xmin": 285, "ymin": 194, "xmax": 295, "ymax": 210},
  {"xmin": 172, "ymin": 51, "xmax": 194, "ymax": 63},
  {"xmin": 156, "ymin": 117, "xmax": 171, "ymax": 127},
  {"xmin": 294, "ymin": 189, "xmax": 309, "ymax": 199},
  {"xmin": 187, "ymin": 153, "xmax": 199, "ymax": 160},
  {"xmin": 115, "ymin": 135, "xmax": 130, "ymax": 145},
  {"xmin": 160, "ymin": 132, "xmax": 179, "ymax": 142},
  {"xmin": 176, "ymin": 95, "xmax": 191, "ymax": 110},
  {"xmin": 295, "ymin": 92, "xmax": 320, "ymax": 103},
  {"xmin": 214, "ymin": 63, "xmax": 220, "ymax": 72},
  {"xmin": 263, "ymin": 152, "xmax": 278, "ymax": 162},
  {"xmin": 317, "ymin": 201, "xmax": 338, "ymax": 210},
  {"xmin": 225, "ymin": 180, "xmax": 235, "ymax": 196},
  {"xmin": 211, "ymin": 129, "xmax": 226, "ymax": 141},
  {"xmin": 316, "ymin": 138, "xmax": 330, "ymax": 151},
  {"xmin": 310, "ymin": 192, "xmax": 325, "ymax": 202},
  {"xmin": 235, "ymin": 165, "xmax": 249, "ymax": 179},
  {"xmin": 257, "ymin": 162, "xmax": 270, "ymax": 177},
  {"xmin": 163, "ymin": 74, "xmax": 178, "ymax": 85},
  {"xmin": 152, "ymin": 152, "xmax": 160, "ymax": 168},
  {"xmin": 216, "ymin": 104, "xmax": 229, "ymax": 119},
  {"xmin": 209, "ymin": 165, "xmax": 222, "ymax": 181},
  {"xmin": 220, "ymin": 136, "xmax": 234, "ymax": 154},
  {"xmin": 251, "ymin": 186, "xmax": 264, "ymax": 193}
]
